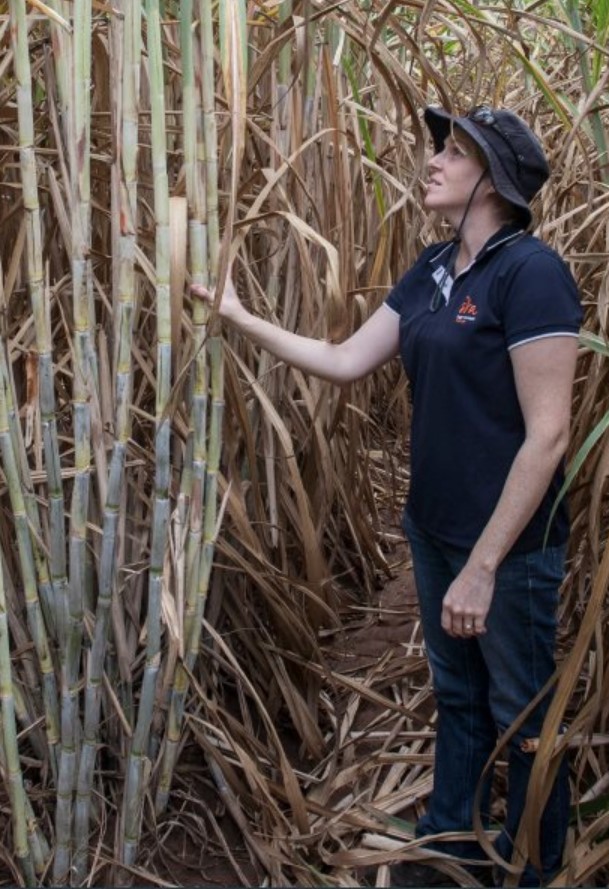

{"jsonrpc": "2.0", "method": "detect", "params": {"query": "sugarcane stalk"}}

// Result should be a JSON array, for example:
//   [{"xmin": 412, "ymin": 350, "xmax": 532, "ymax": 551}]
[
  {"xmin": 0, "ymin": 553, "xmax": 36, "ymax": 886},
  {"xmin": 53, "ymin": 0, "xmax": 94, "ymax": 880},
  {"xmin": 122, "ymin": 0, "xmax": 171, "ymax": 865},
  {"xmin": 0, "ymin": 339, "xmax": 60, "ymax": 647},
  {"xmin": 155, "ymin": 0, "xmax": 202, "ymax": 813},
  {"xmin": 154, "ymin": 0, "xmax": 203, "ymax": 815},
  {"xmin": 8, "ymin": 0, "xmax": 68, "ymax": 657},
  {"xmin": 0, "ymin": 532, "xmax": 36, "ymax": 886},
  {"xmin": 73, "ymin": 444, "xmax": 125, "ymax": 877},
  {"xmin": 72, "ymin": 6, "xmax": 142, "ymax": 877},
  {"xmin": 275, "ymin": 0, "xmax": 292, "ymax": 171},
  {"xmin": 304, "ymin": 9, "xmax": 316, "ymax": 137},
  {"xmin": 258, "ymin": 0, "xmax": 293, "ymax": 549},
  {"xmin": 0, "ymin": 2, "xmax": 62, "ymax": 778},
  {"xmin": 102, "ymin": 5, "xmax": 137, "ymax": 729},
  {"xmin": 0, "ymin": 369, "xmax": 60, "ymax": 798},
  {"xmin": 157, "ymin": 0, "xmax": 244, "ymax": 814},
  {"xmin": 200, "ymin": 0, "xmax": 243, "ymax": 625},
  {"xmin": 155, "ymin": 0, "xmax": 232, "ymax": 813},
  {"xmin": 0, "ymin": 557, "xmax": 44, "ymax": 727},
  {"xmin": 198, "ymin": 330, "xmax": 224, "ymax": 612},
  {"xmin": 47, "ymin": 0, "xmax": 71, "ymax": 140},
  {"xmin": 563, "ymin": 0, "xmax": 609, "ymax": 182},
  {"xmin": 0, "ymin": 704, "xmax": 49, "ymax": 874}
]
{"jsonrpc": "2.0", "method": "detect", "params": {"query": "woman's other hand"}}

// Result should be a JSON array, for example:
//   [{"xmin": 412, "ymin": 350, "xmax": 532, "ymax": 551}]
[{"xmin": 441, "ymin": 562, "xmax": 494, "ymax": 638}]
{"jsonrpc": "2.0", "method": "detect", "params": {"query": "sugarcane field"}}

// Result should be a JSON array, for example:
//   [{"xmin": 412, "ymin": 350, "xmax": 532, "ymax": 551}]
[{"xmin": 0, "ymin": 0, "xmax": 608, "ymax": 886}]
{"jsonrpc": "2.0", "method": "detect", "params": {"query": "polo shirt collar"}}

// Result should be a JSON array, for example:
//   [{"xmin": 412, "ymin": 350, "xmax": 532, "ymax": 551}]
[
  {"xmin": 475, "ymin": 224, "xmax": 526, "ymax": 261},
  {"xmin": 427, "ymin": 224, "xmax": 525, "ymax": 305},
  {"xmin": 429, "ymin": 224, "xmax": 524, "ymax": 272}
]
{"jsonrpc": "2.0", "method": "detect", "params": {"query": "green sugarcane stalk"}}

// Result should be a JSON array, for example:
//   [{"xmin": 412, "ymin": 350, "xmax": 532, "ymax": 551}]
[
  {"xmin": 0, "ymin": 687, "xmax": 50, "ymax": 872},
  {"xmin": 0, "ymin": 711, "xmax": 49, "ymax": 875},
  {"xmin": 155, "ymin": 0, "xmax": 206, "ymax": 815},
  {"xmin": 260, "ymin": 0, "xmax": 292, "ymax": 534},
  {"xmin": 304, "ymin": 10, "xmax": 316, "ymax": 137},
  {"xmin": 72, "ymin": 4, "xmax": 143, "ymax": 876},
  {"xmin": 106, "ymin": 2, "xmax": 137, "ymax": 728},
  {"xmin": 0, "ymin": 347, "xmax": 62, "ymax": 843},
  {"xmin": 0, "ymin": 561, "xmax": 45, "ymax": 741},
  {"xmin": 2, "ymin": 358, "xmax": 52, "ymax": 630},
  {"xmin": 0, "ymin": 540, "xmax": 36, "ymax": 886},
  {"xmin": 563, "ymin": 0, "xmax": 609, "ymax": 182},
  {"xmin": 122, "ymin": 0, "xmax": 172, "ymax": 865},
  {"xmin": 47, "ymin": 0, "xmax": 71, "ymax": 146},
  {"xmin": 155, "ymin": 0, "xmax": 207, "ymax": 813},
  {"xmin": 278, "ymin": 0, "xmax": 292, "ymax": 87},
  {"xmin": 54, "ymin": 0, "xmax": 94, "ymax": 880},
  {"xmin": 0, "ymin": 6, "xmax": 63, "ymax": 765},
  {"xmin": 0, "ymin": 340, "xmax": 61, "ymax": 649},
  {"xmin": 73, "ymin": 444, "xmax": 125, "ymax": 877},
  {"xmin": 0, "ymin": 370, "xmax": 60, "ymax": 784},
  {"xmin": 200, "ymin": 0, "xmax": 235, "ymax": 618},
  {"xmin": 167, "ymin": 0, "xmax": 200, "ymax": 652},
  {"xmin": 198, "ymin": 331, "xmax": 224, "ymax": 606},
  {"xmin": 0, "ymin": 556, "xmax": 36, "ymax": 885},
  {"xmin": 155, "ymin": 0, "xmax": 230, "ymax": 813},
  {"xmin": 8, "ymin": 0, "xmax": 68, "ymax": 656}
]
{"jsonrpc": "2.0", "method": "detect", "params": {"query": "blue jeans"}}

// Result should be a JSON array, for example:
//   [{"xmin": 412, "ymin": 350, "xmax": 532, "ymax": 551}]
[{"xmin": 404, "ymin": 513, "xmax": 570, "ymax": 887}]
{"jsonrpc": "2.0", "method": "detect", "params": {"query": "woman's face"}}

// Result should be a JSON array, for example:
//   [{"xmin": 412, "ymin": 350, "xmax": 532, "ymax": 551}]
[{"xmin": 423, "ymin": 131, "xmax": 491, "ymax": 219}]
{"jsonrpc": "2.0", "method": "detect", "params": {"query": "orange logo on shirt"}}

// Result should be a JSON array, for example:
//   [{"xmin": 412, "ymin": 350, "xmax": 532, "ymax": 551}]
[{"xmin": 455, "ymin": 295, "xmax": 477, "ymax": 324}]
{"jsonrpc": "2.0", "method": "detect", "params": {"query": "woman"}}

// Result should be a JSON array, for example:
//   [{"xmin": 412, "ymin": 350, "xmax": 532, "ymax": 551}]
[{"xmin": 192, "ymin": 106, "xmax": 582, "ymax": 887}]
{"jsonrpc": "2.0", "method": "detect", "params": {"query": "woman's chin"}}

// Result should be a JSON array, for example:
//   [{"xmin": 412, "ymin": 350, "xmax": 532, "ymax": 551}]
[
  {"xmin": 423, "ymin": 191, "xmax": 442, "ymax": 208},
  {"xmin": 423, "ymin": 197, "xmax": 444, "ymax": 216}
]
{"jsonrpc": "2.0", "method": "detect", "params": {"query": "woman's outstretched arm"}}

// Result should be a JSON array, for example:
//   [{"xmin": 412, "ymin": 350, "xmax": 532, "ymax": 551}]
[{"xmin": 192, "ymin": 278, "xmax": 400, "ymax": 385}]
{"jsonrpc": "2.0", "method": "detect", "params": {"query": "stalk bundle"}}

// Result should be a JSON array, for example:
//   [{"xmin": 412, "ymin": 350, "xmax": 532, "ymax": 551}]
[{"xmin": 0, "ymin": 1, "xmax": 607, "ymax": 886}]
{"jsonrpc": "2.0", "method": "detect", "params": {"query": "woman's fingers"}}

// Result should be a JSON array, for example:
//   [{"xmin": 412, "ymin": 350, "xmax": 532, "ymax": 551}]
[
  {"xmin": 190, "ymin": 277, "xmax": 244, "ymax": 324},
  {"xmin": 191, "ymin": 283, "xmax": 212, "ymax": 300}
]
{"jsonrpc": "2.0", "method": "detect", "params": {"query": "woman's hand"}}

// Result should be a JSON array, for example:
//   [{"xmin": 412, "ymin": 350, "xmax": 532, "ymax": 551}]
[
  {"xmin": 190, "ymin": 276, "xmax": 245, "ymax": 323},
  {"xmin": 441, "ymin": 562, "xmax": 495, "ymax": 638}
]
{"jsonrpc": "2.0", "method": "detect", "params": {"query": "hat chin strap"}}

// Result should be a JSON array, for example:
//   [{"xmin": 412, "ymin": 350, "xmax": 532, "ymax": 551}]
[
  {"xmin": 453, "ymin": 168, "xmax": 489, "ymax": 244},
  {"xmin": 440, "ymin": 169, "xmax": 490, "ymax": 286}
]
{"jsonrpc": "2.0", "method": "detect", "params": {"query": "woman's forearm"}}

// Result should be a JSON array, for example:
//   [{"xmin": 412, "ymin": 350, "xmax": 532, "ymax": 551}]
[
  {"xmin": 220, "ymin": 298, "xmax": 400, "ymax": 385},
  {"xmin": 230, "ymin": 307, "xmax": 353, "ymax": 383},
  {"xmin": 469, "ymin": 337, "xmax": 578, "ymax": 573},
  {"xmin": 468, "ymin": 431, "xmax": 568, "ymax": 574}
]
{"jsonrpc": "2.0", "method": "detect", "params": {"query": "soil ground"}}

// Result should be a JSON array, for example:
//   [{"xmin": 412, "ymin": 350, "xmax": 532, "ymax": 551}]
[{"xmin": 149, "ymin": 538, "xmax": 423, "ymax": 888}]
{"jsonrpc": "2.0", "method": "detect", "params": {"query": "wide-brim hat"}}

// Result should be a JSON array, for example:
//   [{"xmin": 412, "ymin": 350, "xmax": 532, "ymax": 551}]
[{"xmin": 424, "ymin": 106, "xmax": 550, "ymax": 227}]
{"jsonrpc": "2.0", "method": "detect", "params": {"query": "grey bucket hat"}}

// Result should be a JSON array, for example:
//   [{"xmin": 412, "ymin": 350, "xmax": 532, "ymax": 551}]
[{"xmin": 424, "ymin": 105, "xmax": 550, "ymax": 227}]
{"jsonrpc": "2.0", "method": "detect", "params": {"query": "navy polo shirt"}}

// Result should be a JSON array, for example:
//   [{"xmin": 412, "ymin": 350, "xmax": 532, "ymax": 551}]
[{"xmin": 385, "ymin": 225, "xmax": 582, "ymax": 553}]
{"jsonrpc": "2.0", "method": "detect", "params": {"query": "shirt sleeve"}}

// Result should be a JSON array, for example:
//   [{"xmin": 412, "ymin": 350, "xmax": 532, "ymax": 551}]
[
  {"xmin": 500, "ymin": 247, "xmax": 582, "ymax": 349},
  {"xmin": 384, "ymin": 244, "xmax": 439, "ymax": 315}
]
